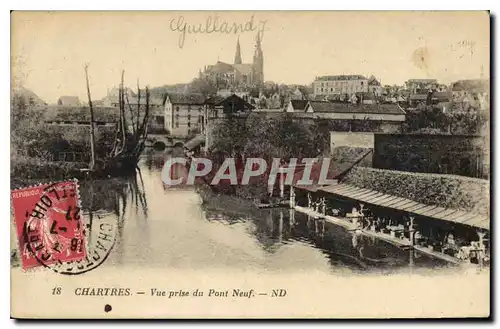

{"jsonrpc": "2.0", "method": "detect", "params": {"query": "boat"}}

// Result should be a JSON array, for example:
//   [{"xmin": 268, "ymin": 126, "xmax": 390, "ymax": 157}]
[{"xmin": 83, "ymin": 66, "xmax": 149, "ymax": 178}]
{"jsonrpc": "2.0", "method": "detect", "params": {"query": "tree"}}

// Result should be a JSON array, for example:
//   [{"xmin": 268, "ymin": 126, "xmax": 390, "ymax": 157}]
[{"xmin": 187, "ymin": 78, "xmax": 217, "ymax": 97}]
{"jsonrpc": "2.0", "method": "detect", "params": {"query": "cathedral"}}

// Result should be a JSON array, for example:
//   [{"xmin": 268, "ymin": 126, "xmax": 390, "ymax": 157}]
[{"xmin": 200, "ymin": 33, "xmax": 264, "ymax": 88}]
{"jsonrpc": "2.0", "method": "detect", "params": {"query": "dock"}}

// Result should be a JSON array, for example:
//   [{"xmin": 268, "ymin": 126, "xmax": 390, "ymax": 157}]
[
  {"xmin": 295, "ymin": 205, "xmax": 358, "ymax": 231},
  {"xmin": 413, "ymin": 245, "xmax": 462, "ymax": 265},
  {"xmin": 361, "ymin": 229, "xmax": 412, "ymax": 248},
  {"xmin": 293, "ymin": 204, "xmax": 467, "ymax": 265}
]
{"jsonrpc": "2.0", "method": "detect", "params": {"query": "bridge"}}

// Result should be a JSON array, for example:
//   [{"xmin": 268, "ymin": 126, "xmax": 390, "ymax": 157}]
[{"xmin": 146, "ymin": 133, "xmax": 205, "ymax": 151}]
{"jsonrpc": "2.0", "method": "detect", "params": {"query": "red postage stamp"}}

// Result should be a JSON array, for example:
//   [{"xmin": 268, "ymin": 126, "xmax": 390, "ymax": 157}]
[{"xmin": 11, "ymin": 180, "xmax": 87, "ymax": 270}]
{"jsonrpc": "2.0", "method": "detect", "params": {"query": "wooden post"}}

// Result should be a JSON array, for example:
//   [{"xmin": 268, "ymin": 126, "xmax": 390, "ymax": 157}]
[
  {"xmin": 84, "ymin": 64, "xmax": 96, "ymax": 171},
  {"xmin": 136, "ymin": 79, "xmax": 141, "ymax": 135},
  {"xmin": 358, "ymin": 203, "xmax": 364, "ymax": 229},
  {"xmin": 267, "ymin": 212, "xmax": 273, "ymax": 234},
  {"xmin": 279, "ymin": 168, "xmax": 285, "ymax": 199},
  {"xmin": 203, "ymin": 104, "xmax": 209, "ymax": 153},
  {"xmin": 278, "ymin": 210, "xmax": 283, "ymax": 243},
  {"xmin": 477, "ymin": 230, "xmax": 486, "ymax": 269},
  {"xmin": 409, "ymin": 216, "xmax": 415, "ymax": 247},
  {"xmin": 289, "ymin": 208, "xmax": 295, "ymax": 226},
  {"xmin": 289, "ymin": 185, "xmax": 295, "ymax": 208}
]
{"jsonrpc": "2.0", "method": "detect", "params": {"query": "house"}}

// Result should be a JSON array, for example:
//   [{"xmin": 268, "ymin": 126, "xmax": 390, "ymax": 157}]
[
  {"xmin": 213, "ymin": 94, "xmax": 254, "ymax": 115},
  {"xmin": 311, "ymin": 94, "xmax": 329, "ymax": 102},
  {"xmin": 451, "ymin": 79, "xmax": 490, "ymax": 110},
  {"xmin": 408, "ymin": 94, "xmax": 428, "ymax": 107},
  {"xmin": 367, "ymin": 76, "xmax": 383, "ymax": 96},
  {"xmin": 164, "ymin": 93, "xmax": 206, "ymax": 137},
  {"xmin": 360, "ymin": 92, "xmax": 377, "ymax": 105},
  {"xmin": 290, "ymin": 87, "xmax": 306, "ymax": 100},
  {"xmin": 44, "ymin": 106, "xmax": 119, "ymax": 126},
  {"xmin": 313, "ymin": 75, "xmax": 369, "ymax": 97},
  {"xmin": 266, "ymin": 92, "xmax": 281, "ymax": 109},
  {"xmin": 392, "ymin": 95, "xmax": 406, "ymax": 104},
  {"xmin": 99, "ymin": 88, "xmax": 165, "ymax": 133},
  {"xmin": 204, "ymin": 94, "xmax": 255, "ymax": 150},
  {"xmin": 285, "ymin": 100, "xmax": 309, "ymax": 112},
  {"xmin": 204, "ymin": 95, "xmax": 226, "ymax": 120},
  {"xmin": 408, "ymin": 91, "xmax": 452, "ymax": 107},
  {"xmin": 303, "ymin": 101, "xmax": 406, "ymax": 125},
  {"xmin": 57, "ymin": 96, "xmax": 81, "ymax": 107},
  {"xmin": 216, "ymin": 89, "xmax": 250, "ymax": 101},
  {"xmin": 42, "ymin": 106, "xmax": 119, "ymax": 162},
  {"xmin": 432, "ymin": 91, "xmax": 452, "ymax": 103},
  {"xmin": 256, "ymin": 94, "xmax": 268, "ymax": 109},
  {"xmin": 405, "ymin": 79, "xmax": 438, "ymax": 93}
]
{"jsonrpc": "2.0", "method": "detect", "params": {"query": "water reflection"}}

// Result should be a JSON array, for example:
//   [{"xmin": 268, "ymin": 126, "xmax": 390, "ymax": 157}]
[{"xmin": 74, "ymin": 150, "xmax": 451, "ymax": 275}]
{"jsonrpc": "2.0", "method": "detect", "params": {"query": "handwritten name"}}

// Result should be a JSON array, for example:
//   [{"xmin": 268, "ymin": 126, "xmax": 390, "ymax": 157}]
[{"xmin": 170, "ymin": 15, "xmax": 268, "ymax": 49}]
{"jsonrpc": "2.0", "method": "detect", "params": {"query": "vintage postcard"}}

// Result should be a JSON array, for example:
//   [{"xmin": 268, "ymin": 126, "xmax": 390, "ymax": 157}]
[{"xmin": 10, "ymin": 11, "xmax": 490, "ymax": 319}]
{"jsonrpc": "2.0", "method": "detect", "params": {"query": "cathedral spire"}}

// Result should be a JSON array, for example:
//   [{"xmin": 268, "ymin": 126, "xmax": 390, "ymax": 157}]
[
  {"xmin": 252, "ymin": 32, "xmax": 264, "ymax": 85},
  {"xmin": 234, "ymin": 36, "xmax": 242, "ymax": 64}
]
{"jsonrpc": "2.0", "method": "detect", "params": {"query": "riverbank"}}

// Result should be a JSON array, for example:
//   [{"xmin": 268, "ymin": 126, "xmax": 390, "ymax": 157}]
[
  {"xmin": 11, "ymin": 156, "xmax": 89, "ymax": 186},
  {"xmin": 11, "ymin": 153, "xmax": 142, "ymax": 187}
]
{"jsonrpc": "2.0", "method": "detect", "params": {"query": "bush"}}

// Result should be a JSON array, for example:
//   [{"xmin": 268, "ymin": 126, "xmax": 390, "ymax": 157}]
[
  {"xmin": 11, "ymin": 155, "xmax": 88, "ymax": 181},
  {"xmin": 209, "ymin": 113, "xmax": 328, "ymax": 198},
  {"xmin": 400, "ymin": 105, "xmax": 488, "ymax": 135}
]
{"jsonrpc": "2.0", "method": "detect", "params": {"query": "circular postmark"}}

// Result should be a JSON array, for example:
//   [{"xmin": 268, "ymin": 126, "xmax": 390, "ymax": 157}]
[{"xmin": 19, "ymin": 180, "xmax": 118, "ymax": 275}]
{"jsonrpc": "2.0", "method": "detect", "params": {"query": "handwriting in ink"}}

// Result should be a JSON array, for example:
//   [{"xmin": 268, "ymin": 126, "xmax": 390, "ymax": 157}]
[{"xmin": 170, "ymin": 15, "xmax": 268, "ymax": 49}]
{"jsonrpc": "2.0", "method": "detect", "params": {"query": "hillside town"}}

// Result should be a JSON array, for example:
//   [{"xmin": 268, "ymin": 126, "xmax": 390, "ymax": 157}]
[{"xmin": 12, "ymin": 33, "xmax": 490, "ymax": 271}]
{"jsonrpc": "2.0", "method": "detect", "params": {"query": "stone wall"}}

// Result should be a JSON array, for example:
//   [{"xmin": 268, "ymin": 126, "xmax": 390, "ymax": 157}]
[
  {"xmin": 330, "ymin": 132, "xmax": 375, "ymax": 151},
  {"xmin": 373, "ymin": 134, "xmax": 488, "ymax": 179}
]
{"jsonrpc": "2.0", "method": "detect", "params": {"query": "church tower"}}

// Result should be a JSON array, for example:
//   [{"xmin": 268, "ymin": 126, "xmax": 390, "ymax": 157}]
[
  {"xmin": 252, "ymin": 32, "xmax": 264, "ymax": 85},
  {"xmin": 234, "ymin": 37, "xmax": 242, "ymax": 64}
]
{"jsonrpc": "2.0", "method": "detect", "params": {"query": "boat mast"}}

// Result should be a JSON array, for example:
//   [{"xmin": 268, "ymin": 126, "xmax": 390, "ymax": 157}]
[
  {"xmin": 119, "ymin": 70, "xmax": 127, "ymax": 154},
  {"xmin": 84, "ymin": 63, "xmax": 97, "ymax": 171}
]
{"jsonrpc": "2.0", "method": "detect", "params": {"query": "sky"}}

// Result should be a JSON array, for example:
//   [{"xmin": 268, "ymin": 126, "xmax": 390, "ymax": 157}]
[{"xmin": 11, "ymin": 11, "xmax": 490, "ymax": 104}]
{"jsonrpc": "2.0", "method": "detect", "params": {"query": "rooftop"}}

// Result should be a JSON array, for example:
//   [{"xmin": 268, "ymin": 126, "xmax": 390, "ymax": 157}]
[
  {"xmin": 406, "ymin": 79, "xmax": 438, "ymax": 83},
  {"xmin": 206, "ymin": 61, "xmax": 236, "ymax": 74},
  {"xmin": 106, "ymin": 95, "xmax": 164, "ymax": 106},
  {"xmin": 166, "ymin": 93, "xmax": 206, "ymax": 105},
  {"xmin": 308, "ymin": 101, "xmax": 406, "ymax": 115},
  {"xmin": 42, "ymin": 106, "xmax": 119, "ymax": 123},
  {"xmin": 409, "ymin": 92, "xmax": 451, "ymax": 101},
  {"xmin": 315, "ymin": 75, "xmax": 368, "ymax": 81},
  {"xmin": 289, "ymin": 99, "xmax": 309, "ymax": 111},
  {"xmin": 451, "ymin": 79, "xmax": 489, "ymax": 92},
  {"xmin": 57, "ymin": 96, "xmax": 81, "ymax": 106}
]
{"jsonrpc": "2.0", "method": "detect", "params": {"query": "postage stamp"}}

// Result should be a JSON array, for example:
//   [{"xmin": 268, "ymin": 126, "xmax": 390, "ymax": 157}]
[{"xmin": 11, "ymin": 180, "xmax": 87, "ymax": 270}]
